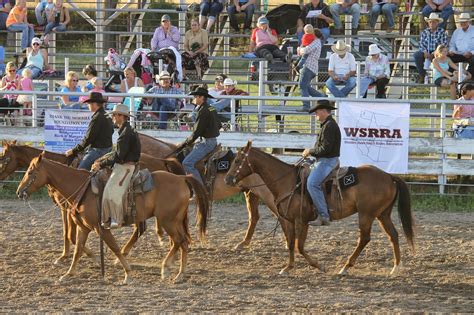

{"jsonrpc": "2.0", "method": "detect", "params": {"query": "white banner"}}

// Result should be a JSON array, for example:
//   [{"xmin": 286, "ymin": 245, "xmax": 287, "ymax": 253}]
[
  {"xmin": 338, "ymin": 101, "xmax": 410, "ymax": 174},
  {"xmin": 44, "ymin": 110, "xmax": 93, "ymax": 153}
]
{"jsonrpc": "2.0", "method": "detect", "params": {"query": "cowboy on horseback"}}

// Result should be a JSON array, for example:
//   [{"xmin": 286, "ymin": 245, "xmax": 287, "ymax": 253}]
[
  {"xmin": 302, "ymin": 99, "xmax": 341, "ymax": 226},
  {"xmin": 92, "ymin": 104, "xmax": 141, "ymax": 229},
  {"xmin": 65, "ymin": 92, "xmax": 114, "ymax": 170},
  {"xmin": 177, "ymin": 87, "xmax": 221, "ymax": 184}
]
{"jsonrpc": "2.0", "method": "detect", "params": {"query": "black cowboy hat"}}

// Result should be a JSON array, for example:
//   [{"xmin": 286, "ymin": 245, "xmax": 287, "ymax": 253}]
[
  {"xmin": 189, "ymin": 87, "xmax": 214, "ymax": 99},
  {"xmin": 82, "ymin": 91, "xmax": 107, "ymax": 104},
  {"xmin": 308, "ymin": 100, "xmax": 336, "ymax": 113}
]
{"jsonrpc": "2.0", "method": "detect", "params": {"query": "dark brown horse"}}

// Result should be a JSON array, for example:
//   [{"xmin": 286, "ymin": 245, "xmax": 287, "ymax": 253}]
[
  {"xmin": 224, "ymin": 141, "xmax": 415, "ymax": 275},
  {"xmin": 138, "ymin": 133, "xmax": 285, "ymax": 250},
  {"xmin": 17, "ymin": 154, "xmax": 209, "ymax": 283}
]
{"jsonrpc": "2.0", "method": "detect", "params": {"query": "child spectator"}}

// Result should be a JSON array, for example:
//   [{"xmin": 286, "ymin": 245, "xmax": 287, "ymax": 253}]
[
  {"xmin": 81, "ymin": 63, "xmax": 98, "ymax": 92},
  {"xmin": 16, "ymin": 67, "xmax": 33, "ymax": 116},
  {"xmin": 296, "ymin": 24, "xmax": 317, "ymax": 71},
  {"xmin": 79, "ymin": 77, "xmax": 106, "ymax": 103}
]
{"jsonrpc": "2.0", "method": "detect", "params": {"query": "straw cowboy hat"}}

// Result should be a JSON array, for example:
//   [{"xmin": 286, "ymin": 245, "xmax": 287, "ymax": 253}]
[
  {"xmin": 109, "ymin": 103, "xmax": 133, "ymax": 117},
  {"xmin": 82, "ymin": 91, "xmax": 107, "ymax": 104},
  {"xmin": 223, "ymin": 78, "xmax": 237, "ymax": 86},
  {"xmin": 458, "ymin": 13, "xmax": 473, "ymax": 23},
  {"xmin": 308, "ymin": 100, "xmax": 336, "ymax": 113},
  {"xmin": 368, "ymin": 44, "xmax": 382, "ymax": 55},
  {"xmin": 424, "ymin": 12, "xmax": 443, "ymax": 23},
  {"xmin": 331, "ymin": 40, "xmax": 351, "ymax": 55}
]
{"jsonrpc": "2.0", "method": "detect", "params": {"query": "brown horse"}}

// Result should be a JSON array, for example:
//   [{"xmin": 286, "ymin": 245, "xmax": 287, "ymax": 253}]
[
  {"xmin": 138, "ymin": 133, "xmax": 284, "ymax": 250},
  {"xmin": 16, "ymin": 154, "xmax": 209, "ymax": 283},
  {"xmin": 224, "ymin": 141, "xmax": 415, "ymax": 276}
]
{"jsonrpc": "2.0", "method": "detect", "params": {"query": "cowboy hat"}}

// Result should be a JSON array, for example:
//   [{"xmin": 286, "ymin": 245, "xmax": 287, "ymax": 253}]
[
  {"xmin": 424, "ymin": 12, "xmax": 443, "ymax": 23},
  {"xmin": 82, "ymin": 91, "xmax": 107, "ymax": 104},
  {"xmin": 223, "ymin": 78, "xmax": 237, "ymax": 86},
  {"xmin": 189, "ymin": 87, "xmax": 214, "ymax": 98},
  {"xmin": 157, "ymin": 70, "xmax": 171, "ymax": 80},
  {"xmin": 368, "ymin": 44, "xmax": 382, "ymax": 55},
  {"xmin": 331, "ymin": 40, "xmax": 351, "ymax": 55},
  {"xmin": 308, "ymin": 100, "xmax": 336, "ymax": 113},
  {"xmin": 257, "ymin": 16, "xmax": 269, "ymax": 25},
  {"xmin": 108, "ymin": 103, "xmax": 133, "ymax": 117},
  {"xmin": 458, "ymin": 13, "xmax": 473, "ymax": 23}
]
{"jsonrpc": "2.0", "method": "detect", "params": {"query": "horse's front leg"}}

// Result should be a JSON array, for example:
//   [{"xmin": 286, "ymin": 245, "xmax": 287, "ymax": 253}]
[
  {"xmin": 279, "ymin": 221, "xmax": 295, "ymax": 275},
  {"xmin": 234, "ymin": 191, "xmax": 260, "ymax": 250},
  {"xmin": 54, "ymin": 207, "xmax": 70, "ymax": 265},
  {"xmin": 296, "ymin": 219, "xmax": 323, "ymax": 271},
  {"xmin": 59, "ymin": 226, "xmax": 90, "ymax": 282},
  {"xmin": 114, "ymin": 226, "xmax": 141, "ymax": 265}
]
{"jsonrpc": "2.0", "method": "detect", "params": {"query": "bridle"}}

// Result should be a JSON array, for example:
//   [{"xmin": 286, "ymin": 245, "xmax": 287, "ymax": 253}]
[
  {"xmin": 232, "ymin": 150, "xmax": 255, "ymax": 179},
  {"xmin": 0, "ymin": 155, "xmax": 11, "ymax": 173},
  {"xmin": 18, "ymin": 171, "xmax": 37, "ymax": 199}
]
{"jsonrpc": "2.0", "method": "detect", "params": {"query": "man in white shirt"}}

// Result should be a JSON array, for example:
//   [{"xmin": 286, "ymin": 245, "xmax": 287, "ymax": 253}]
[
  {"xmin": 325, "ymin": 40, "xmax": 357, "ymax": 97},
  {"xmin": 448, "ymin": 13, "xmax": 474, "ymax": 77}
]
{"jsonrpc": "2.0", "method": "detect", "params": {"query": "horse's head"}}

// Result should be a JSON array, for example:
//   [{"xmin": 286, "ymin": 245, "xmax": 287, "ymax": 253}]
[
  {"xmin": 17, "ymin": 152, "xmax": 47, "ymax": 200},
  {"xmin": 0, "ymin": 140, "xmax": 19, "ymax": 180},
  {"xmin": 225, "ymin": 140, "xmax": 254, "ymax": 186}
]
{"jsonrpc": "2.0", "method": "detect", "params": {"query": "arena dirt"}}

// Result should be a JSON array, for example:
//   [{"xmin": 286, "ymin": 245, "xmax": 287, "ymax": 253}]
[{"xmin": 0, "ymin": 199, "xmax": 472, "ymax": 312}]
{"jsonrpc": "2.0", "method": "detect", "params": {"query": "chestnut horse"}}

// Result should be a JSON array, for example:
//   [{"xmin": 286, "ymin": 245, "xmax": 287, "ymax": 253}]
[
  {"xmin": 224, "ymin": 141, "xmax": 415, "ymax": 276},
  {"xmin": 0, "ymin": 141, "xmax": 184, "ymax": 264},
  {"xmin": 138, "ymin": 133, "xmax": 284, "ymax": 250},
  {"xmin": 17, "ymin": 154, "xmax": 209, "ymax": 283}
]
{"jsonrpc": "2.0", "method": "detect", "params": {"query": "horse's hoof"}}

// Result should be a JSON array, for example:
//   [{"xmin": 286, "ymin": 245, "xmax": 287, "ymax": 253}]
[
  {"xmin": 54, "ymin": 256, "xmax": 67, "ymax": 265},
  {"xmin": 114, "ymin": 258, "xmax": 120, "ymax": 266},
  {"xmin": 390, "ymin": 264, "xmax": 401, "ymax": 276},
  {"xmin": 161, "ymin": 269, "xmax": 169, "ymax": 280},
  {"xmin": 173, "ymin": 273, "xmax": 184, "ymax": 283},
  {"xmin": 234, "ymin": 242, "xmax": 248, "ymax": 250},
  {"xmin": 279, "ymin": 268, "xmax": 290, "ymax": 276},
  {"xmin": 58, "ymin": 273, "xmax": 70, "ymax": 282},
  {"xmin": 338, "ymin": 267, "xmax": 349, "ymax": 276}
]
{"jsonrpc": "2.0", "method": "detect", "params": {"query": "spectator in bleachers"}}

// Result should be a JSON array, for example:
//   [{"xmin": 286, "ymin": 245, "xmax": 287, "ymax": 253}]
[
  {"xmin": 6, "ymin": 0, "xmax": 35, "ymax": 51},
  {"xmin": 79, "ymin": 77, "xmax": 106, "ymax": 103},
  {"xmin": 421, "ymin": 0, "xmax": 453, "ymax": 29},
  {"xmin": 432, "ymin": 44, "xmax": 470, "ymax": 99},
  {"xmin": 452, "ymin": 83, "xmax": 474, "ymax": 139},
  {"xmin": 296, "ymin": 0, "xmax": 333, "ymax": 43},
  {"xmin": 368, "ymin": 0, "xmax": 399, "ymax": 33},
  {"xmin": 146, "ymin": 71, "xmax": 183, "ymax": 129},
  {"xmin": 81, "ymin": 64, "xmax": 97, "ymax": 93},
  {"xmin": 228, "ymin": 0, "xmax": 255, "ymax": 34},
  {"xmin": 359, "ymin": 44, "xmax": 390, "ymax": 98},
  {"xmin": 19, "ymin": 37, "xmax": 49, "ymax": 79},
  {"xmin": 414, "ymin": 13, "xmax": 448, "ymax": 84},
  {"xmin": 326, "ymin": 40, "xmax": 357, "ymax": 98},
  {"xmin": 41, "ymin": 0, "xmax": 70, "ymax": 47},
  {"xmin": 448, "ymin": 13, "xmax": 474, "ymax": 78},
  {"xmin": 0, "ymin": 0, "xmax": 13, "ymax": 30},
  {"xmin": 211, "ymin": 77, "xmax": 248, "ymax": 122},
  {"xmin": 208, "ymin": 73, "xmax": 227, "ymax": 98},
  {"xmin": 298, "ymin": 28, "xmax": 326, "ymax": 112},
  {"xmin": 1, "ymin": 61, "xmax": 20, "ymax": 101},
  {"xmin": 16, "ymin": 67, "xmax": 33, "ymax": 116},
  {"xmin": 329, "ymin": 0, "xmax": 360, "ymax": 35},
  {"xmin": 150, "ymin": 14, "xmax": 180, "ymax": 52},
  {"xmin": 120, "ymin": 67, "xmax": 144, "ymax": 93},
  {"xmin": 249, "ymin": 16, "xmax": 287, "ymax": 64},
  {"xmin": 35, "ymin": 0, "xmax": 53, "ymax": 27},
  {"xmin": 199, "ymin": 0, "xmax": 224, "ymax": 32},
  {"xmin": 60, "ymin": 70, "xmax": 82, "ymax": 108},
  {"xmin": 182, "ymin": 18, "xmax": 209, "ymax": 80}
]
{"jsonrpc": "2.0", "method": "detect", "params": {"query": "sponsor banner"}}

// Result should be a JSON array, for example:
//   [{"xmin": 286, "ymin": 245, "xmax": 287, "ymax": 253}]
[
  {"xmin": 44, "ymin": 110, "xmax": 93, "ymax": 153},
  {"xmin": 339, "ymin": 101, "xmax": 410, "ymax": 174}
]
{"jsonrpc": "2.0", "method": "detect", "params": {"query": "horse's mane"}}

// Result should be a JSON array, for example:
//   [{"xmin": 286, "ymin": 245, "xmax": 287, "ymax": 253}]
[
  {"xmin": 13, "ymin": 144, "xmax": 66, "ymax": 160},
  {"xmin": 138, "ymin": 133, "xmax": 176, "ymax": 149},
  {"xmin": 250, "ymin": 147, "xmax": 295, "ymax": 170},
  {"xmin": 41, "ymin": 157, "xmax": 90, "ymax": 176}
]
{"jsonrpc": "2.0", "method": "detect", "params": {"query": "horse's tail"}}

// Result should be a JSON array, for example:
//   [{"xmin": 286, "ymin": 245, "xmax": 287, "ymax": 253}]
[
  {"xmin": 164, "ymin": 158, "xmax": 186, "ymax": 175},
  {"xmin": 392, "ymin": 175, "xmax": 415, "ymax": 251},
  {"xmin": 184, "ymin": 175, "xmax": 209, "ymax": 240}
]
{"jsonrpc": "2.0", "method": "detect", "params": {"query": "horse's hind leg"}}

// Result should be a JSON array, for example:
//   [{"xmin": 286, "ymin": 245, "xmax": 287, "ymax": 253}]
[
  {"xmin": 155, "ymin": 217, "xmax": 166, "ymax": 247},
  {"xmin": 279, "ymin": 222, "xmax": 295, "ymax": 275},
  {"xmin": 339, "ymin": 214, "xmax": 375, "ymax": 275},
  {"xmin": 161, "ymin": 242, "xmax": 180, "ymax": 281},
  {"xmin": 296, "ymin": 221, "xmax": 323, "ymax": 271},
  {"xmin": 99, "ymin": 228, "xmax": 132, "ymax": 284},
  {"xmin": 377, "ymin": 210, "xmax": 401, "ymax": 275},
  {"xmin": 59, "ymin": 226, "xmax": 90, "ymax": 282},
  {"xmin": 174, "ymin": 240, "xmax": 189, "ymax": 283},
  {"xmin": 235, "ymin": 191, "xmax": 260, "ymax": 250}
]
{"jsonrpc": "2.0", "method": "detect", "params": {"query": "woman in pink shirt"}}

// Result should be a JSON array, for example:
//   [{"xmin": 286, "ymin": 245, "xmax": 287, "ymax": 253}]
[
  {"xmin": 452, "ymin": 83, "xmax": 474, "ymax": 139},
  {"xmin": 249, "ymin": 16, "xmax": 287, "ymax": 63}
]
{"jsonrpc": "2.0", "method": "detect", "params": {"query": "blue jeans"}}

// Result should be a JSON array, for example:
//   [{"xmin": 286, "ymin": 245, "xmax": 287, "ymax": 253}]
[
  {"xmin": 422, "ymin": 4, "xmax": 453, "ymax": 29},
  {"xmin": 307, "ymin": 157, "xmax": 339, "ymax": 219},
  {"xmin": 329, "ymin": 3, "xmax": 361, "ymax": 29},
  {"xmin": 35, "ymin": 1, "xmax": 48, "ymax": 25},
  {"xmin": 44, "ymin": 22, "xmax": 67, "ymax": 36},
  {"xmin": 369, "ymin": 3, "xmax": 398, "ymax": 28},
  {"xmin": 7, "ymin": 23, "xmax": 35, "ymax": 50},
  {"xmin": 454, "ymin": 125, "xmax": 474, "ymax": 139},
  {"xmin": 183, "ymin": 137, "xmax": 217, "ymax": 184},
  {"xmin": 0, "ymin": 12, "xmax": 8, "ymax": 30},
  {"xmin": 326, "ymin": 77, "xmax": 357, "ymax": 97},
  {"xmin": 17, "ymin": 65, "xmax": 42, "ymax": 79},
  {"xmin": 228, "ymin": 3, "xmax": 255, "ymax": 31},
  {"xmin": 359, "ymin": 76, "xmax": 375, "ymax": 97},
  {"xmin": 297, "ymin": 27, "xmax": 330, "ymax": 44},
  {"xmin": 413, "ymin": 50, "xmax": 428, "ymax": 77},
  {"xmin": 299, "ymin": 67, "xmax": 326, "ymax": 110},
  {"xmin": 78, "ymin": 147, "xmax": 112, "ymax": 171},
  {"xmin": 212, "ymin": 98, "xmax": 231, "ymax": 121},
  {"xmin": 200, "ymin": 1, "xmax": 224, "ymax": 19},
  {"xmin": 152, "ymin": 99, "xmax": 176, "ymax": 129}
]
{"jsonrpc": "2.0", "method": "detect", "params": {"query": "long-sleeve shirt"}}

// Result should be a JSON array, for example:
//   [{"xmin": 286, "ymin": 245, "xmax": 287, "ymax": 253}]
[
  {"xmin": 147, "ymin": 85, "xmax": 183, "ymax": 112},
  {"xmin": 72, "ymin": 107, "xmax": 114, "ymax": 155},
  {"xmin": 299, "ymin": 2, "xmax": 332, "ymax": 29},
  {"xmin": 150, "ymin": 25, "xmax": 180, "ymax": 51},
  {"xmin": 185, "ymin": 103, "xmax": 220, "ymax": 145},
  {"xmin": 449, "ymin": 25, "xmax": 474, "ymax": 55},
  {"xmin": 419, "ymin": 27, "xmax": 448, "ymax": 53},
  {"xmin": 300, "ymin": 38, "xmax": 322, "ymax": 74},
  {"xmin": 309, "ymin": 115, "xmax": 341, "ymax": 158},
  {"xmin": 100, "ymin": 121, "xmax": 141, "ymax": 168},
  {"xmin": 364, "ymin": 53, "xmax": 390, "ymax": 79}
]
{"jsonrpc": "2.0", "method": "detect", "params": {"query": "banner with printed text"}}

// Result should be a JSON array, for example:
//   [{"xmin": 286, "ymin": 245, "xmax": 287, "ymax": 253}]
[
  {"xmin": 339, "ymin": 101, "xmax": 410, "ymax": 174},
  {"xmin": 44, "ymin": 110, "xmax": 93, "ymax": 153}
]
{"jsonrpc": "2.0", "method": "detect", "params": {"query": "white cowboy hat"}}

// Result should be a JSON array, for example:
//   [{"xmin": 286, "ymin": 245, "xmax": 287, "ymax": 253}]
[
  {"xmin": 157, "ymin": 70, "xmax": 171, "ymax": 80},
  {"xmin": 223, "ymin": 78, "xmax": 237, "ymax": 86},
  {"xmin": 424, "ymin": 12, "xmax": 443, "ymax": 23},
  {"xmin": 368, "ymin": 44, "xmax": 382, "ymax": 55},
  {"xmin": 458, "ymin": 13, "xmax": 473, "ymax": 23},
  {"xmin": 331, "ymin": 40, "xmax": 351, "ymax": 55},
  {"xmin": 109, "ymin": 104, "xmax": 133, "ymax": 117}
]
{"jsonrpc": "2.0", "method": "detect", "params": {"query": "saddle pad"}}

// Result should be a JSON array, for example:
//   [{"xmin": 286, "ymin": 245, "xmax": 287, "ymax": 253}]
[
  {"xmin": 214, "ymin": 149, "xmax": 235, "ymax": 172},
  {"xmin": 338, "ymin": 167, "xmax": 358, "ymax": 190},
  {"xmin": 132, "ymin": 168, "xmax": 154, "ymax": 193}
]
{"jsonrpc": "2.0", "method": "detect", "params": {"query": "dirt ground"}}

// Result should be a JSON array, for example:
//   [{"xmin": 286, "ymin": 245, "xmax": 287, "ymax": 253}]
[{"xmin": 0, "ymin": 199, "xmax": 472, "ymax": 313}]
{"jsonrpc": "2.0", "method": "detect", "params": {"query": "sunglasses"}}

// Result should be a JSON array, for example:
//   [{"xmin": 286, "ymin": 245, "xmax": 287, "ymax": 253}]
[
  {"xmin": 9, "ymin": 69, "xmax": 16, "ymax": 72},
  {"xmin": 71, "ymin": 79, "xmax": 79, "ymax": 82},
  {"xmin": 32, "ymin": 43, "xmax": 40, "ymax": 46}
]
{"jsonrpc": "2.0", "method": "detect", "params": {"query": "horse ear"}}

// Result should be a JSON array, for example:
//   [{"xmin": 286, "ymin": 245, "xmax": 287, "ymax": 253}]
[
  {"xmin": 244, "ymin": 139, "xmax": 253, "ymax": 151},
  {"xmin": 12, "ymin": 140, "xmax": 17, "ymax": 145},
  {"xmin": 2, "ymin": 140, "xmax": 7, "ymax": 147},
  {"xmin": 38, "ymin": 151, "xmax": 45, "ymax": 161}
]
